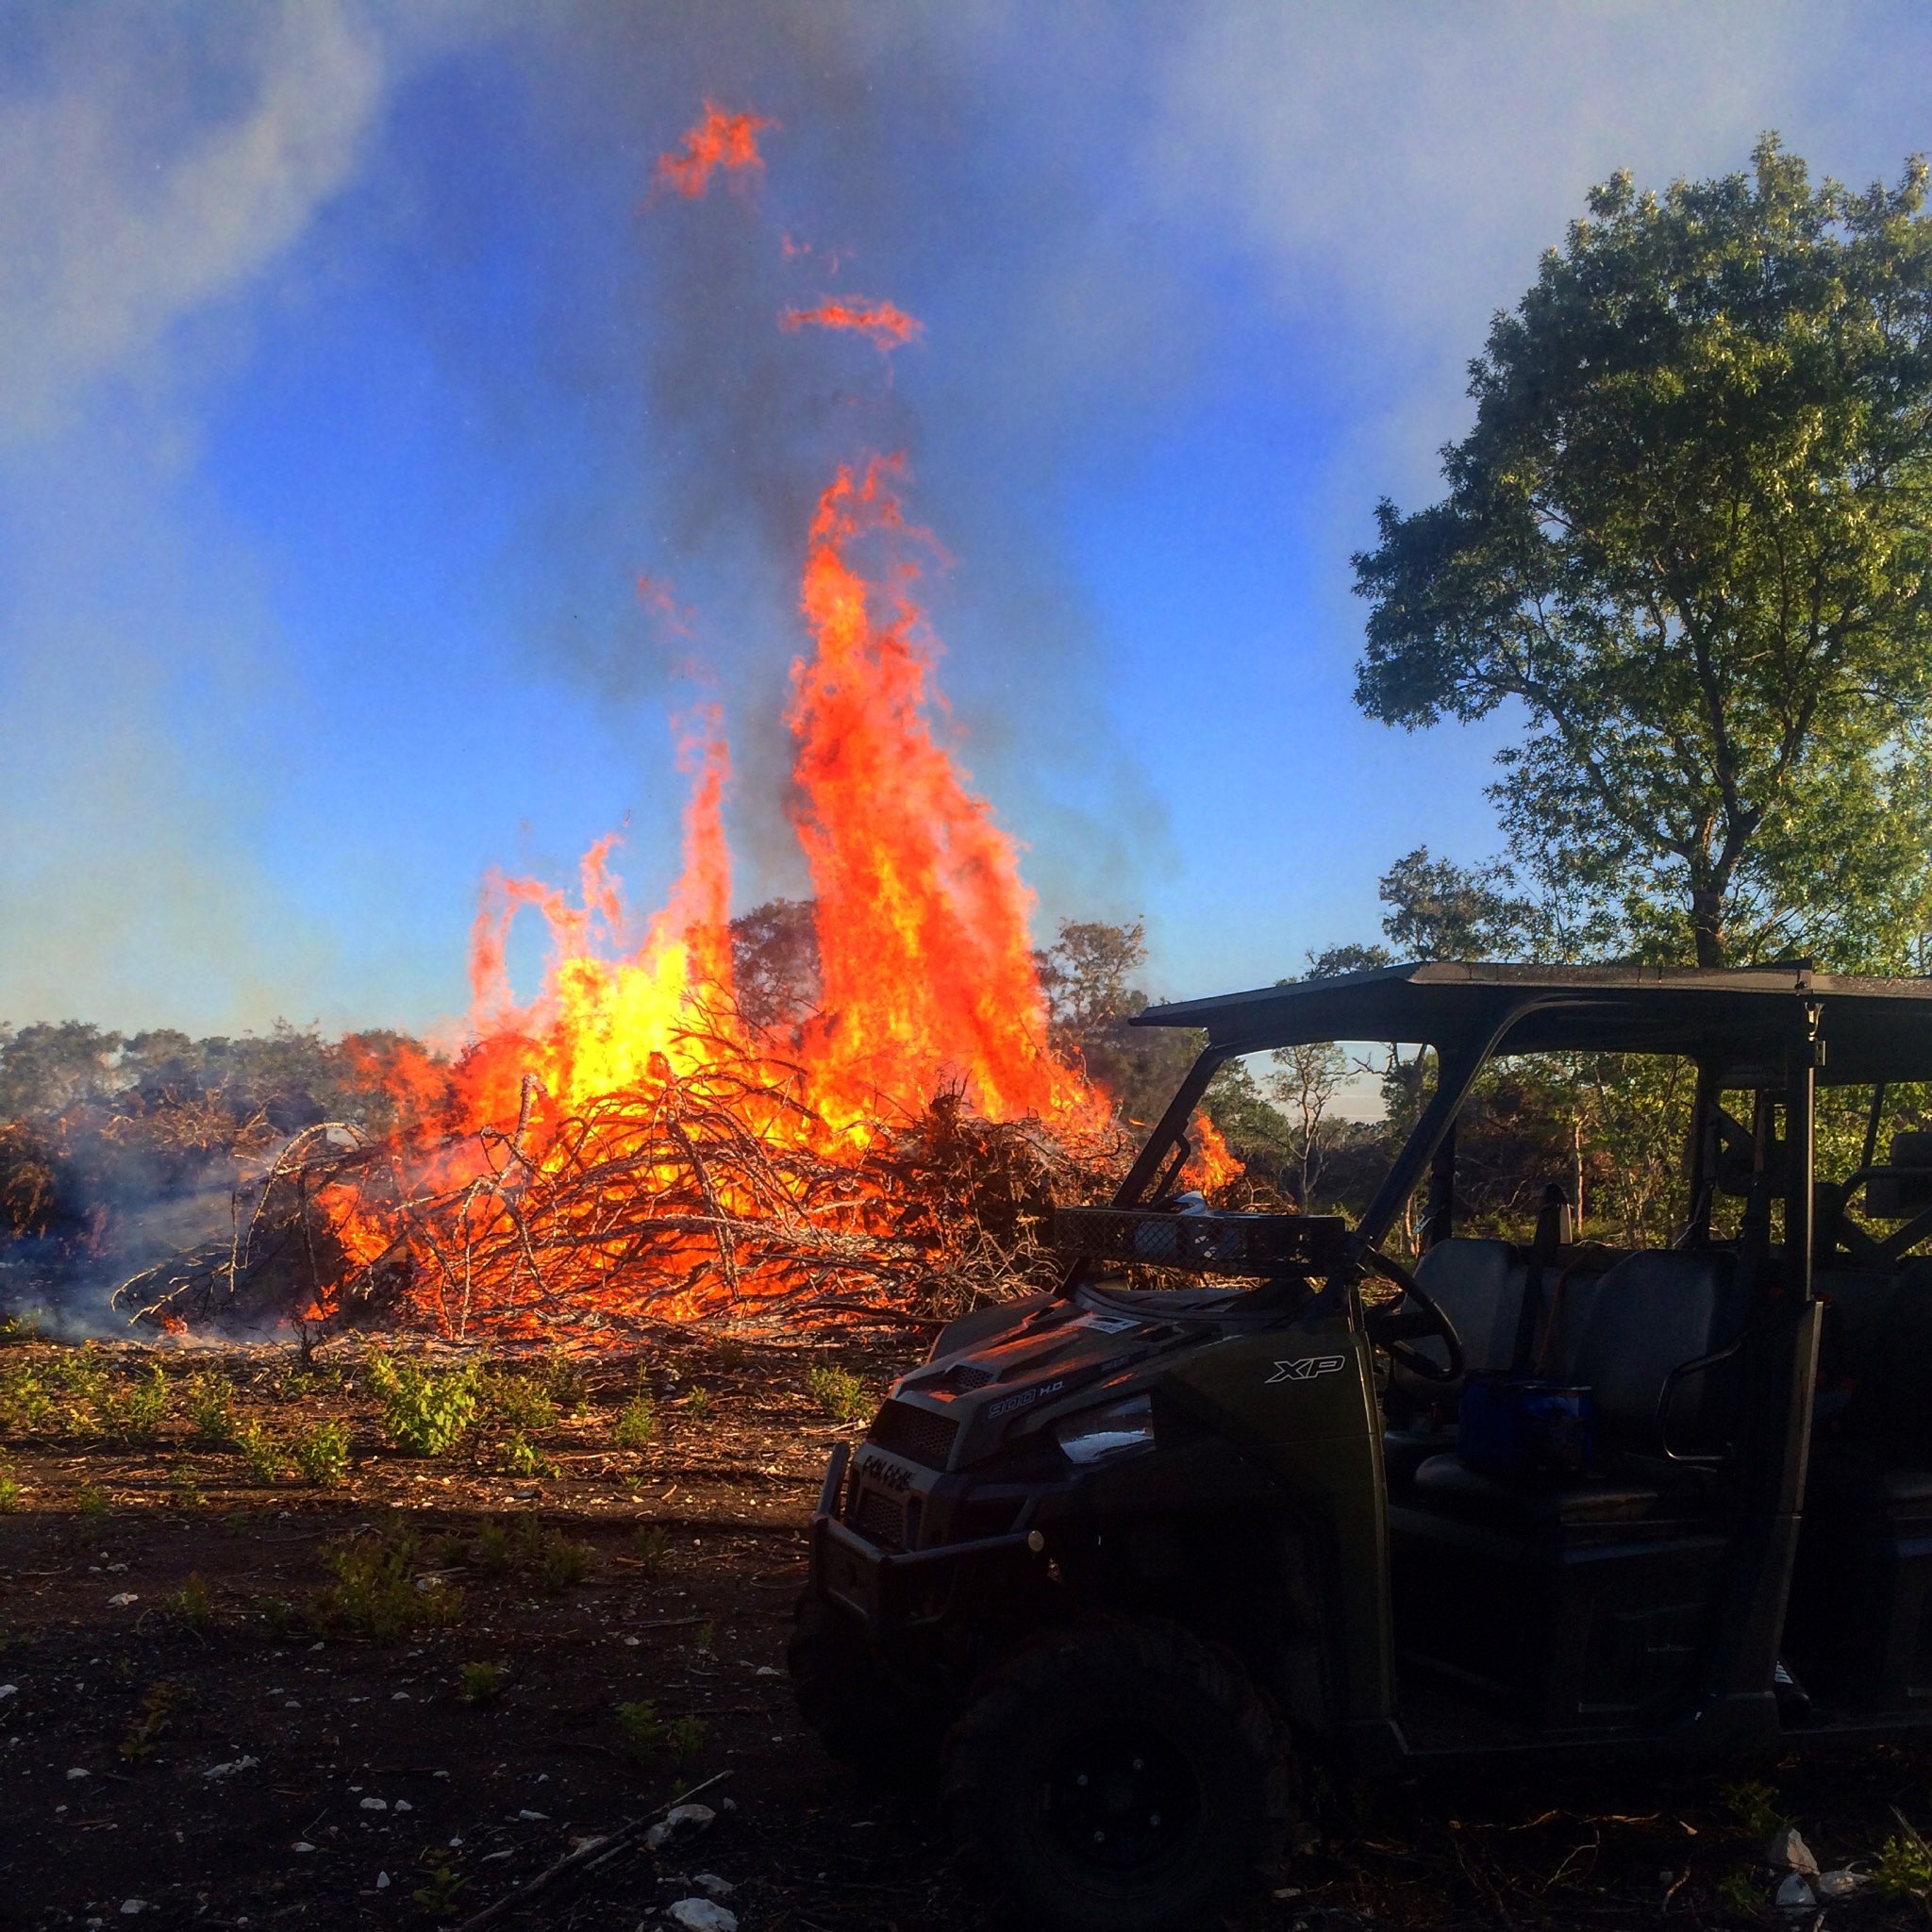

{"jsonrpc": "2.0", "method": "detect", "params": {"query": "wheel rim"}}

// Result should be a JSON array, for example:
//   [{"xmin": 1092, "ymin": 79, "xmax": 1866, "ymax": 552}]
[{"xmin": 1036, "ymin": 1723, "xmax": 1203, "ymax": 1878}]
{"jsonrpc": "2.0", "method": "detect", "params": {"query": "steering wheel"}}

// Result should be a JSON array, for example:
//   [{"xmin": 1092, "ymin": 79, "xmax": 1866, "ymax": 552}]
[{"xmin": 1358, "ymin": 1247, "xmax": 1465, "ymax": 1384}]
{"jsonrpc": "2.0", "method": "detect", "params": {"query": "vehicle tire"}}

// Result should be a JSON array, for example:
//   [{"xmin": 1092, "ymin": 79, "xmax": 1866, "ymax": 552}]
[
  {"xmin": 788, "ymin": 1593, "xmax": 943, "ymax": 1781},
  {"xmin": 941, "ymin": 1616, "xmax": 1290, "ymax": 1932}
]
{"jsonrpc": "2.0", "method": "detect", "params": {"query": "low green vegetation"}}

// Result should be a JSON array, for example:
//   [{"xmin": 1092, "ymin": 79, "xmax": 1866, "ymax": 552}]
[
  {"xmin": 118, "ymin": 1679, "xmax": 191, "ymax": 1761},
  {"xmin": 167, "ymin": 1573, "xmax": 214, "ymax": 1630},
  {"xmin": 458, "ymin": 1659, "xmax": 508, "ymax": 1706},
  {"xmin": 807, "ymin": 1362, "xmax": 868, "ymax": 1423},
  {"xmin": 367, "ymin": 1352, "xmax": 479, "ymax": 1457},
  {"xmin": 613, "ymin": 1391, "xmax": 657, "ymax": 1450},
  {"xmin": 308, "ymin": 1522, "xmax": 462, "ymax": 1641},
  {"xmin": 291, "ymin": 1418, "xmax": 351, "ymax": 1487},
  {"xmin": 683, "ymin": 1384, "xmax": 710, "ymax": 1420},
  {"xmin": 182, "ymin": 1368, "xmax": 236, "ymax": 1443},
  {"xmin": 1875, "ymin": 1812, "xmax": 1932, "ymax": 1902},
  {"xmin": 614, "ymin": 1698, "xmax": 707, "ymax": 1767},
  {"xmin": 1721, "ymin": 1779, "xmax": 1786, "ymax": 1840},
  {"xmin": 0, "ymin": 1464, "xmax": 19, "ymax": 1512},
  {"xmin": 233, "ymin": 1419, "xmax": 290, "ymax": 1483},
  {"xmin": 631, "ymin": 1524, "xmax": 668, "ymax": 1576}
]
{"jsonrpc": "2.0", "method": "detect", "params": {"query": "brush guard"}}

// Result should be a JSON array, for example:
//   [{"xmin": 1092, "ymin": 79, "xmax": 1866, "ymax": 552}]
[{"xmin": 1051, "ymin": 1206, "xmax": 1348, "ymax": 1274}]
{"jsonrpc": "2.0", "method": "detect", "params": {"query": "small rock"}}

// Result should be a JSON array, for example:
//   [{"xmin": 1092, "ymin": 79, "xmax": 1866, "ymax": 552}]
[
  {"xmin": 107, "ymin": 1594, "xmax": 138, "ymax": 1608},
  {"xmin": 754, "ymin": 1665, "xmax": 780, "ymax": 1677},
  {"xmin": 0, "ymin": 1685, "xmax": 17, "ymax": 1701},
  {"xmin": 1767, "ymin": 1826, "xmax": 1819, "ymax": 1875},
  {"xmin": 394, "ymin": 1799, "xmax": 412, "ymax": 1813},
  {"xmin": 292, "ymin": 1842, "xmax": 315, "ymax": 1854},
  {"xmin": 664, "ymin": 1902, "xmax": 737, "ymax": 1932},
  {"xmin": 1816, "ymin": 1868, "xmax": 1867, "ymax": 1899},
  {"xmin": 691, "ymin": 1873, "xmax": 735, "ymax": 1898},
  {"xmin": 375, "ymin": 1872, "xmax": 390, "ymax": 1891},
  {"xmin": 120, "ymin": 1905, "xmax": 147, "ymax": 1918},
  {"xmin": 204, "ymin": 1757, "xmax": 259, "ymax": 1781},
  {"xmin": 65, "ymin": 1768, "xmax": 89, "ymax": 1781},
  {"xmin": 359, "ymin": 1797, "xmax": 389, "ymax": 1812},
  {"xmin": 517, "ymin": 1808, "xmax": 548, "ymax": 1822},
  {"xmin": 1774, "ymin": 1872, "xmax": 1816, "ymax": 1911},
  {"xmin": 644, "ymin": 1803, "xmax": 716, "ymax": 1852}
]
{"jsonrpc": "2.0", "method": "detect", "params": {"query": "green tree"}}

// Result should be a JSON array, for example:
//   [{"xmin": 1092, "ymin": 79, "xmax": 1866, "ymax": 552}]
[{"xmin": 1354, "ymin": 138, "xmax": 1932, "ymax": 970}]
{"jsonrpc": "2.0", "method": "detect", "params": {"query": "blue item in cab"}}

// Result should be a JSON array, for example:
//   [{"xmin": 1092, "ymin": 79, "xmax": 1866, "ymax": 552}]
[{"xmin": 1458, "ymin": 1374, "xmax": 1597, "ymax": 1476}]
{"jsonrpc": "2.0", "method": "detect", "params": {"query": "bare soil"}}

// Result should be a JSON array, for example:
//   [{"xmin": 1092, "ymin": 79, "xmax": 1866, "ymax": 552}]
[{"xmin": 0, "ymin": 1332, "xmax": 1924, "ymax": 1931}]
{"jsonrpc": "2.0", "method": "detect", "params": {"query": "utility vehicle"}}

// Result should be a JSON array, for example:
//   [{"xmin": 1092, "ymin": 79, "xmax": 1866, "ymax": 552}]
[{"xmin": 791, "ymin": 962, "xmax": 1932, "ymax": 1930}]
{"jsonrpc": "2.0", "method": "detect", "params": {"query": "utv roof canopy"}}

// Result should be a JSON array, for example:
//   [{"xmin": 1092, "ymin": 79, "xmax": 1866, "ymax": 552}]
[{"xmin": 1132, "ymin": 960, "xmax": 1932, "ymax": 1089}]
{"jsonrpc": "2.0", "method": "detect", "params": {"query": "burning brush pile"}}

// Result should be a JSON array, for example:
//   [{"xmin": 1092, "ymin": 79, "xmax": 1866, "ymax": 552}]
[{"xmin": 109, "ymin": 106, "xmax": 1234, "ymax": 1343}]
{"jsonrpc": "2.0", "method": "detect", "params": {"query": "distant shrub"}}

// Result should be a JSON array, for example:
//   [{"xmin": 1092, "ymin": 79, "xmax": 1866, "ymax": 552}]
[{"xmin": 0, "ymin": 1463, "xmax": 19, "ymax": 1512}]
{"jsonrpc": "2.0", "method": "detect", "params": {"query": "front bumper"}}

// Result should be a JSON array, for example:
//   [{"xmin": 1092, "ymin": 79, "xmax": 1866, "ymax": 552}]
[{"xmin": 808, "ymin": 1442, "xmax": 1038, "ymax": 1636}]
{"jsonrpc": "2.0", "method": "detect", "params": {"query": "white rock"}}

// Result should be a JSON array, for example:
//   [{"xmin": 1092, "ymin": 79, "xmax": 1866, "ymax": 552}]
[
  {"xmin": 755, "ymin": 1665, "xmax": 780, "ymax": 1677},
  {"xmin": 1774, "ymin": 1872, "xmax": 1816, "ymax": 1910},
  {"xmin": 204, "ymin": 1757, "xmax": 259, "ymax": 1781},
  {"xmin": 1816, "ymin": 1868, "xmax": 1867, "ymax": 1898},
  {"xmin": 375, "ymin": 1872, "xmax": 390, "ymax": 1890},
  {"xmin": 65, "ymin": 1767, "xmax": 89, "ymax": 1781},
  {"xmin": 292, "ymin": 1842, "xmax": 315, "ymax": 1854},
  {"xmin": 1767, "ymin": 1827, "xmax": 1819, "ymax": 1875},
  {"xmin": 517, "ymin": 1808, "xmax": 548, "ymax": 1822},
  {"xmin": 0, "ymin": 1685, "xmax": 17, "ymax": 1700},
  {"xmin": 107, "ymin": 1594, "xmax": 138, "ymax": 1608},
  {"xmin": 644, "ymin": 1803, "xmax": 716, "ymax": 1852},
  {"xmin": 359, "ymin": 1797, "xmax": 389, "ymax": 1812},
  {"xmin": 664, "ymin": 1902, "xmax": 737, "ymax": 1932},
  {"xmin": 692, "ymin": 1873, "xmax": 735, "ymax": 1898},
  {"xmin": 119, "ymin": 1904, "xmax": 147, "ymax": 1917}
]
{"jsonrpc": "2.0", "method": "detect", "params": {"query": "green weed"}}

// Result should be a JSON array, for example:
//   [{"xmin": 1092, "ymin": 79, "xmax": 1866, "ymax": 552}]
[
  {"xmin": 710, "ymin": 1337, "xmax": 748, "ymax": 1371},
  {"xmin": 692, "ymin": 1619, "xmax": 715, "ymax": 1654},
  {"xmin": 234, "ymin": 1420, "xmax": 289, "ymax": 1483},
  {"xmin": 494, "ymin": 1431, "xmax": 554, "ymax": 1478},
  {"xmin": 468, "ymin": 1519, "xmax": 514, "ymax": 1574},
  {"xmin": 480, "ymin": 1369, "xmax": 558, "ymax": 1436},
  {"xmin": 291, "ymin": 1419, "xmax": 350, "ymax": 1487},
  {"xmin": 541, "ymin": 1351, "xmax": 590, "ymax": 1416},
  {"xmin": 165, "ymin": 1465, "xmax": 206, "ymax": 1509},
  {"xmin": 182, "ymin": 1369, "xmax": 236, "ymax": 1444},
  {"xmin": 807, "ymin": 1363, "xmax": 868, "ymax": 1423},
  {"xmin": 520, "ymin": 1518, "xmax": 590, "ymax": 1592},
  {"xmin": 1875, "ymin": 1811, "xmax": 1932, "ymax": 1901},
  {"xmin": 0, "ymin": 1464, "xmax": 19, "ymax": 1512},
  {"xmin": 102, "ymin": 1362, "xmax": 169, "ymax": 1443},
  {"xmin": 614, "ymin": 1697, "xmax": 664, "ymax": 1757},
  {"xmin": 457, "ymin": 1659, "xmax": 508, "ymax": 1706},
  {"xmin": 118, "ymin": 1678, "xmax": 192, "ymax": 1761},
  {"xmin": 0, "ymin": 1360, "xmax": 55, "ymax": 1435},
  {"xmin": 683, "ymin": 1385, "xmax": 710, "ymax": 1419},
  {"xmin": 1721, "ymin": 1779, "xmax": 1786, "ymax": 1840},
  {"xmin": 631, "ymin": 1524, "xmax": 669, "ymax": 1576},
  {"xmin": 168, "ymin": 1573, "xmax": 215, "ymax": 1630},
  {"xmin": 0, "ymin": 1311, "xmax": 42, "ymax": 1345},
  {"xmin": 76, "ymin": 1481, "xmax": 110, "ymax": 1517},
  {"xmin": 1714, "ymin": 1869, "xmax": 1763, "ymax": 1922},
  {"xmin": 612, "ymin": 1393, "xmax": 657, "ymax": 1451},
  {"xmin": 413, "ymin": 1853, "xmax": 468, "ymax": 1918},
  {"xmin": 368, "ymin": 1353, "xmax": 478, "ymax": 1457},
  {"xmin": 308, "ymin": 1523, "xmax": 463, "ymax": 1641}
]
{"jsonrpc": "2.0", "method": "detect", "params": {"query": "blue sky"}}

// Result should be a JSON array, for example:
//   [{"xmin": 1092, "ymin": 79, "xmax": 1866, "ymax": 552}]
[{"xmin": 1, "ymin": 2, "xmax": 1928, "ymax": 1037}]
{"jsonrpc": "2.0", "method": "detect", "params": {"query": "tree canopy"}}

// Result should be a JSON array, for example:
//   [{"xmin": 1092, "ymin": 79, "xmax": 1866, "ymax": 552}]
[{"xmin": 1354, "ymin": 137, "xmax": 1932, "ymax": 969}]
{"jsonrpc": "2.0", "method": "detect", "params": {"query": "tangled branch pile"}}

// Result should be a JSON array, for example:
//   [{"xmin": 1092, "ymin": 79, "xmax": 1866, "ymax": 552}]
[{"xmin": 113, "ymin": 1027, "xmax": 1130, "ymax": 1341}]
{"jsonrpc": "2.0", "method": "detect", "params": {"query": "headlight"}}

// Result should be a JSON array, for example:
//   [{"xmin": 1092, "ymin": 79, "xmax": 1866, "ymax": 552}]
[{"xmin": 1053, "ymin": 1392, "xmax": 1157, "ymax": 1468}]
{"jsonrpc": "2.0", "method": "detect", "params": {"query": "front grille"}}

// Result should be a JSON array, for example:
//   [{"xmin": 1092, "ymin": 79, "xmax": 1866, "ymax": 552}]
[
  {"xmin": 852, "ymin": 1486, "xmax": 905, "ymax": 1550},
  {"xmin": 868, "ymin": 1399, "xmax": 959, "ymax": 1470}
]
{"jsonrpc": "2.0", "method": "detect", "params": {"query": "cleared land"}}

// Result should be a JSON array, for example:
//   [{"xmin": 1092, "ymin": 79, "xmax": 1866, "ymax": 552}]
[{"xmin": 0, "ymin": 1333, "xmax": 1924, "ymax": 1930}]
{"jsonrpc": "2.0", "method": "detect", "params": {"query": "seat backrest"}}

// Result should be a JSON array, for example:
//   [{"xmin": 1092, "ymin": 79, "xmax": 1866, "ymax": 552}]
[
  {"xmin": 1410, "ymin": 1238, "xmax": 1525, "ymax": 1376},
  {"xmin": 1553, "ymin": 1249, "xmax": 1743, "ymax": 1452}
]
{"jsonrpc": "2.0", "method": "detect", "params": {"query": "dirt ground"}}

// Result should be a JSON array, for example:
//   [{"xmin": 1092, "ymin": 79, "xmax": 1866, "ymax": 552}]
[{"xmin": 0, "ymin": 1330, "xmax": 1926, "ymax": 1932}]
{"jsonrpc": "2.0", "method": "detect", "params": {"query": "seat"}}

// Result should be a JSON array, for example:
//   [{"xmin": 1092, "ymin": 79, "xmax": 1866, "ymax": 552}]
[{"xmin": 1402, "ymin": 1249, "xmax": 1743, "ymax": 1538}]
